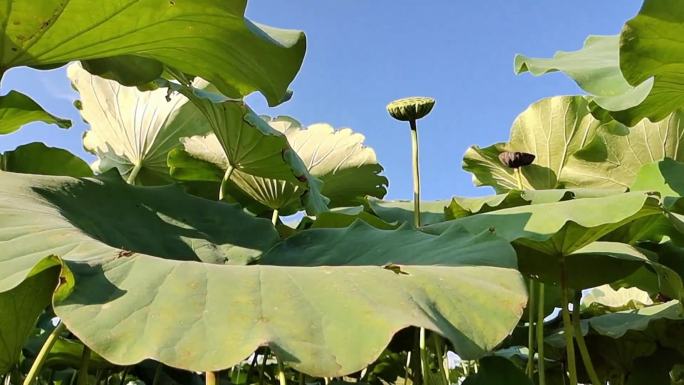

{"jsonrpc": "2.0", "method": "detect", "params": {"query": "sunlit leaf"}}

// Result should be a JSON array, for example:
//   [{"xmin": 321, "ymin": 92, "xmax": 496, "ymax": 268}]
[
  {"xmin": 0, "ymin": 142, "xmax": 92, "ymax": 177},
  {"xmin": 0, "ymin": 0, "xmax": 306, "ymax": 105},
  {"xmin": 0, "ymin": 90, "xmax": 70, "ymax": 135},
  {"xmin": 68, "ymin": 63, "xmax": 211, "ymax": 185}
]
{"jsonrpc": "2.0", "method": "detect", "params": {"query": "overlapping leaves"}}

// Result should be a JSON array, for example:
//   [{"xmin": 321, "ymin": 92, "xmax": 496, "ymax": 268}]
[{"xmin": 0, "ymin": 171, "xmax": 527, "ymax": 377}]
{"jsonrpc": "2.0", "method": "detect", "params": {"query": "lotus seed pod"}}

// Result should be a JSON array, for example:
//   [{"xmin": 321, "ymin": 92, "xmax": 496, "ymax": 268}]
[
  {"xmin": 498, "ymin": 151, "xmax": 535, "ymax": 169},
  {"xmin": 386, "ymin": 96, "xmax": 435, "ymax": 122}
]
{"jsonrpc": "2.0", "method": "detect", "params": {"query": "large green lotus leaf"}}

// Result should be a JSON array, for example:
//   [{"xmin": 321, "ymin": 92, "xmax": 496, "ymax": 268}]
[
  {"xmin": 68, "ymin": 63, "xmax": 211, "ymax": 185},
  {"xmin": 0, "ymin": 0, "xmax": 305, "ymax": 105},
  {"xmin": 445, "ymin": 189, "xmax": 623, "ymax": 219},
  {"xmin": 514, "ymin": 35, "xmax": 654, "ymax": 113},
  {"xmin": 0, "ymin": 90, "xmax": 70, "ymax": 134},
  {"xmin": 0, "ymin": 171, "xmax": 526, "ymax": 376},
  {"xmin": 562, "ymin": 112, "xmax": 684, "ymax": 189},
  {"xmin": 0, "ymin": 264, "xmax": 59, "ymax": 375},
  {"xmin": 617, "ymin": 0, "xmax": 684, "ymax": 126},
  {"xmin": 463, "ymin": 96, "xmax": 600, "ymax": 192},
  {"xmin": 0, "ymin": 142, "xmax": 92, "ymax": 177},
  {"xmin": 427, "ymin": 192, "xmax": 661, "ymax": 256},
  {"xmin": 171, "ymin": 116, "xmax": 385, "ymax": 214}
]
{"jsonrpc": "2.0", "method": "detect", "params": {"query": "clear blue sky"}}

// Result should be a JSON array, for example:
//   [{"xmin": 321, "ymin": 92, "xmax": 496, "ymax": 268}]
[{"xmin": 0, "ymin": 1, "xmax": 642, "ymax": 201}]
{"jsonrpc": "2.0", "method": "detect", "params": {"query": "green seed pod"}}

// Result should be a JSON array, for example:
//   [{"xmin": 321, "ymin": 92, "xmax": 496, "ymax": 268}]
[
  {"xmin": 386, "ymin": 96, "xmax": 435, "ymax": 122},
  {"xmin": 498, "ymin": 151, "xmax": 535, "ymax": 168}
]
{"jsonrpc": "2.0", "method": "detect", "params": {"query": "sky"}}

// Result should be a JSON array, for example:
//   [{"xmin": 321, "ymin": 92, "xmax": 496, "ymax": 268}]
[{"xmin": 0, "ymin": 1, "xmax": 643, "ymax": 201}]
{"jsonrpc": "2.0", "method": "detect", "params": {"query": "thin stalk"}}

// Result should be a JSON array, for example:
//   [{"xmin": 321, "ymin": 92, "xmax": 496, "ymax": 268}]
[
  {"xmin": 246, "ymin": 353, "xmax": 259, "ymax": 384},
  {"xmin": 152, "ymin": 363, "xmax": 163, "ymax": 385},
  {"xmin": 23, "ymin": 322, "xmax": 66, "ymax": 385},
  {"xmin": 403, "ymin": 351, "xmax": 411, "ymax": 385},
  {"xmin": 271, "ymin": 209, "xmax": 279, "ymax": 226},
  {"xmin": 537, "ymin": 282, "xmax": 546, "ymax": 385},
  {"xmin": 299, "ymin": 373, "xmax": 304, "ymax": 385},
  {"xmin": 277, "ymin": 357, "xmax": 287, "ymax": 385},
  {"xmin": 118, "ymin": 367, "xmax": 130, "ymax": 385},
  {"xmin": 218, "ymin": 165, "xmax": 235, "ymax": 201},
  {"xmin": 258, "ymin": 353, "xmax": 266, "ymax": 385},
  {"xmin": 560, "ymin": 261, "xmax": 578, "ymax": 385},
  {"xmin": 409, "ymin": 120, "xmax": 421, "ymax": 228},
  {"xmin": 573, "ymin": 296, "xmax": 601, "ymax": 385},
  {"xmin": 433, "ymin": 336, "xmax": 449, "ymax": 385},
  {"xmin": 94, "ymin": 369, "xmax": 103, "ymax": 385},
  {"xmin": 205, "ymin": 371, "xmax": 216, "ymax": 385},
  {"xmin": 419, "ymin": 328, "xmax": 428, "ymax": 384},
  {"xmin": 126, "ymin": 163, "xmax": 142, "ymax": 185},
  {"xmin": 76, "ymin": 347, "xmax": 91, "ymax": 385},
  {"xmin": 526, "ymin": 280, "xmax": 536, "ymax": 378},
  {"xmin": 409, "ymin": 120, "xmax": 428, "ymax": 385}
]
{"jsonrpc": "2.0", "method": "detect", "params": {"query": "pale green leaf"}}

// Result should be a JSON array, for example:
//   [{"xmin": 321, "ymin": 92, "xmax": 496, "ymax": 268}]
[
  {"xmin": 563, "ymin": 112, "xmax": 684, "ymax": 189},
  {"xmin": 514, "ymin": 35, "xmax": 653, "ymax": 112},
  {"xmin": 463, "ymin": 96, "xmax": 600, "ymax": 192},
  {"xmin": 68, "ymin": 63, "xmax": 211, "ymax": 185}
]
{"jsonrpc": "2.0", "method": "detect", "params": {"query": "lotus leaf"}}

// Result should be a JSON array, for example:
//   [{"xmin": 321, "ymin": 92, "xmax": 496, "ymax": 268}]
[
  {"xmin": 0, "ymin": 0, "xmax": 306, "ymax": 105},
  {"xmin": 0, "ymin": 171, "xmax": 527, "ymax": 377}
]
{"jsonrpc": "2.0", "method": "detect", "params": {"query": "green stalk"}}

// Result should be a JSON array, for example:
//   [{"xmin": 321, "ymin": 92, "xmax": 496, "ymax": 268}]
[
  {"xmin": 409, "ymin": 119, "xmax": 428, "ymax": 385},
  {"xmin": 218, "ymin": 165, "xmax": 235, "ymax": 201},
  {"xmin": 573, "ymin": 296, "xmax": 601, "ymax": 385},
  {"xmin": 271, "ymin": 209, "xmax": 279, "ymax": 226},
  {"xmin": 536, "ymin": 282, "xmax": 546, "ymax": 385},
  {"xmin": 560, "ymin": 261, "xmax": 578, "ymax": 385},
  {"xmin": 23, "ymin": 322, "xmax": 66, "ymax": 385},
  {"xmin": 403, "ymin": 351, "xmax": 411, "ymax": 385},
  {"xmin": 526, "ymin": 280, "xmax": 536, "ymax": 378},
  {"xmin": 126, "ymin": 163, "xmax": 142, "ymax": 185},
  {"xmin": 409, "ymin": 120, "xmax": 421, "ymax": 228},
  {"xmin": 118, "ymin": 367, "xmax": 130, "ymax": 385},
  {"xmin": 205, "ymin": 371, "xmax": 216, "ymax": 385},
  {"xmin": 277, "ymin": 357, "xmax": 287, "ymax": 385},
  {"xmin": 433, "ymin": 336, "xmax": 449, "ymax": 385},
  {"xmin": 246, "ymin": 353, "xmax": 259, "ymax": 385},
  {"xmin": 258, "ymin": 353, "xmax": 266, "ymax": 385},
  {"xmin": 76, "ymin": 347, "xmax": 91, "ymax": 385},
  {"xmin": 152, "ymin": 363, "xmax": 163, "ymax": 385}
]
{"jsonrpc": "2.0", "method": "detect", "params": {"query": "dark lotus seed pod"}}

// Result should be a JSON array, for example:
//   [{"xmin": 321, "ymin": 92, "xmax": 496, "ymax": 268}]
[
  {"xmin": 498, "ymin": 151, "xmax": 535, "ymax": 168},
  {"xmin": 386, "ymin": 97, "xmax": 435, "ymax": 122}
]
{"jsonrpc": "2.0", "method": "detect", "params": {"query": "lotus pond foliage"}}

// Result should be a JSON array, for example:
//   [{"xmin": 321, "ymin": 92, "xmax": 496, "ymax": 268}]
[{"xmin": 1, "ymin": 1, "xmax": 684, "ymax": 385}]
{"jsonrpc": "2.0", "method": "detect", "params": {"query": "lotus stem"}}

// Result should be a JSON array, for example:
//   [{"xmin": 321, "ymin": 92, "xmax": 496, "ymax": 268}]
[
  {"xmin": 299, "ymin": 373, "xmax": 305, "ymax": 385},
  {"xmin": 76, "ymin": 347, "xmax": 91, "ymax": 385},
  {"xmin": 23, "ymin": 322, "xmax": 66, "ymax": 385},
  {"xmin": 537, "ymin": 282, "xmax": 546, "ymax": 385},
  {"xmin": 246, "ymin": 353, "xmax": 259, "ymax": 384},
  {"xmin": 573, "ymin": 295, "xmax": 601, "ymax": 385},
  {"xmin": 118, "ymin": 367, "xmax": 130, "ymax": 385},
  {"xmin": 258, "ymin": 353, "xmax": 266, "ymax": 385},
  {"xmin": 560, "ymin": 262, "xmax": 578, "ymax": 385},
  {"xmin": 419, "ymin": 326, "xmax": 428, "ymax": 384},
  {"xmin": 409, "ymin": 120, "xmax": 421, "ymax": 228},
  {"xmin": 152, "ymin": 363, "xmax": 164, "ymax": 385},
  {"xmin": 271, "ymin": 209, "xmax": 279, "ymax": 226},
  {"xmin": 218, "ymin": 165, "xmax": 235, "ymax": 201},
  {"xmin": 205, "ymin": 371, "xmax": 216, "ymax": 385},
  {"xmin": 126, "ymin": 163, "xmax": 142, "ymax": 185},
  {"xmin": 403, "ymin": 351, "xmax": 411, "ymax": 385},
  {"xmin": 433, "ymin": 335, "xmax": 449, "ymax": 385},
  {"xmin": 526, "ymin": 280, "xmax": 536, "ymax": 378},
  {"xmin": 277, "ymin": 357, "xmax": 287, "ymax": 385}
]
